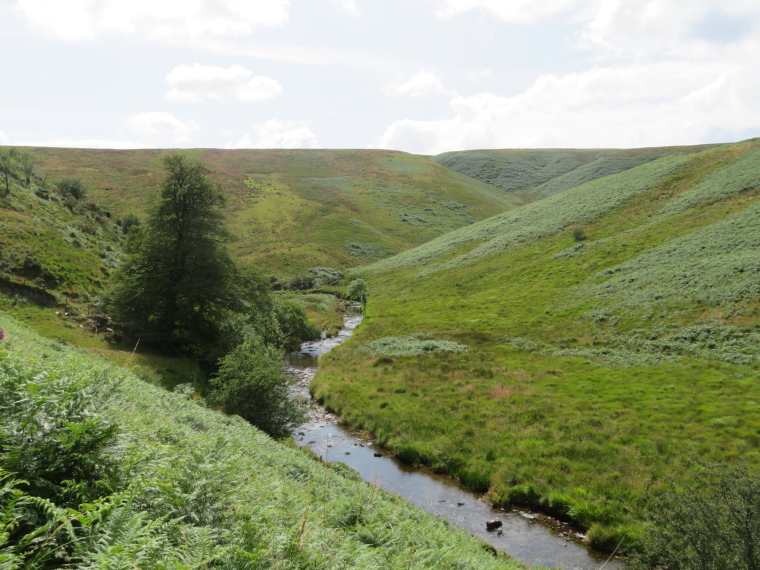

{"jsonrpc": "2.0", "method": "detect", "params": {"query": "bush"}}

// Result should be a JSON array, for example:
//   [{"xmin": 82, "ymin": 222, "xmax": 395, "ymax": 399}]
[
  {"xmin": 56, "ymin": 177, "xmax": 87, "ymax": 201},
  {"xmin": 571, "ymin": 226, "xmax": 587, "ymax": 241},
  {"xmin": 121, "ymin": 212, "xmax": 141, "ymax": 234},
  {"xmin": 307, "ymin": 267, "xmax": 344, "ymax": 286},
  {"xmin": 631, "ymin": 464, "xmax": 760, "ymax": 569},
  {"xmin": 209, "ymin": 339, "xmax": 307, "ymax": 438},
  {"xmin": 346, "ymin": 278, "xmax": 368, "ymax": 303}
]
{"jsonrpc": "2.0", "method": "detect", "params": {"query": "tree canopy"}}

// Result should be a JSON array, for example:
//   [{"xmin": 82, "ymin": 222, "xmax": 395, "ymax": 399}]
[{"xmin": 110, "ymin": 154, "xmax": 236, "ymax": 359}]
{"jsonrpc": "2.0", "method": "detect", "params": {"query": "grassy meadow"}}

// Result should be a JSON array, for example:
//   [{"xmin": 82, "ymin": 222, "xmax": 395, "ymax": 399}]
[
  {"xmin": 312, "ymin": 139, "xmax": 760, "ymax": 550},
  {"xmin": 29, "ymin": 147, "xmax": 521, "ymax": 277}
]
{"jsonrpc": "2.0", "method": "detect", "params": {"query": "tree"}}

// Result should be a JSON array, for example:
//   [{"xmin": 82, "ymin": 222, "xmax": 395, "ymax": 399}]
[
  {"xmin": 209, "ymin": 338, "xmax": 306, "ymax": 438},
  {"xmin": 17, "ymin": 151, "xmax": 36, "ymax": 186},
  {"xmin": 0, "ymin": 147, "xmax": 17, "ymax": 197},
  {"xmin": 110, "ymin": 153, "xmax": 234, "ymax": 359},
  {"xmin": 346, "ymin": 278, "xmax": 368, "ymax": 311}
]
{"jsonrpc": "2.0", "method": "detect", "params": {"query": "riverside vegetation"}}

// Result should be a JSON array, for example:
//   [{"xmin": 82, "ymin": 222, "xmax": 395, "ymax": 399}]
[{"xmin": 2, "ymin": 139, "xmax": 760, "ymax": 567}]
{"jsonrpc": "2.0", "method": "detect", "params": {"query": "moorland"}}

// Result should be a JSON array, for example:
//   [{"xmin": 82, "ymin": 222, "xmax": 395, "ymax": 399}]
[{"xmin": 2, "ymin": 139, "xmax": 760, "ymax": 568}]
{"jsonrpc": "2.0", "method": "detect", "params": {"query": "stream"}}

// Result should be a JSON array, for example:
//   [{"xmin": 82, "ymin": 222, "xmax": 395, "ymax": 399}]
[{"xmin": 286, "ymin": 311, "xmax": 625, "ymax": 570}]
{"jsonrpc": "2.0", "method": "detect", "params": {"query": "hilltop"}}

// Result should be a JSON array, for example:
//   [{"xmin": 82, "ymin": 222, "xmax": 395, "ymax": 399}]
[
  {"xmin": 432, "ymin": 145, "xmax": 716, "ymax": 202},
  {"xmin": 29, "ymin": 148, "xmax": 520, "ymax": 277},
  {"xmin": 314, "ymin": 138, "xmax": 760, "ymax": 551}
]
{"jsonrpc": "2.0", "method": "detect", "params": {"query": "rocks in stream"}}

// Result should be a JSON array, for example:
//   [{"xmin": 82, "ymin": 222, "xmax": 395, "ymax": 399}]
[
  {"xmin": 485, "ymin": 519, "xmax": 503, "ymax": 531},
  {"xmin": 373, "ymin": 452, "xmax": 383, "ymax": 457}
]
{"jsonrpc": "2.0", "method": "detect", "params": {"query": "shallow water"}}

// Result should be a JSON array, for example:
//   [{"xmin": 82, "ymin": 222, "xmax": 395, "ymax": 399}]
[{"xmin": 286, "ymin": 312, "xmax": 624, "ymax": 570}]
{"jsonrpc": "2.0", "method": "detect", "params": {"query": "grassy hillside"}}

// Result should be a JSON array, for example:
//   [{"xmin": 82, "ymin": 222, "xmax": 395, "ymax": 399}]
[
  {"xmin": 0, "ymin": 162, "xmax": 123, "ymax": 347},
  {"xmin": 313, "ymin": 138, "xmax": 760, "ymax": 551},
  {"xmin": 0, "ymin": 313, "xmax": 526, "ymax": 569},
  {"xmin": 432, "ymin": 145, "xmax": 715, "ymax": 202},
  {"xmin": 28, "ymin": 148, "xmax": 519, "ymax": 277}
]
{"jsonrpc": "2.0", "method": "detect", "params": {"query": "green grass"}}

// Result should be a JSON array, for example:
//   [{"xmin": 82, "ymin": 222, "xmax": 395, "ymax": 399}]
[
  {"xmin": 0, "ymin": 311, "xmax": 525, "ymax": 569},
  {"xmin": 314, "ymin": 138, "xmax": 760, "ymax": 552},
  {"xmin": 27, "ymin": 147, "xmax": 520, "ymax": 277}
]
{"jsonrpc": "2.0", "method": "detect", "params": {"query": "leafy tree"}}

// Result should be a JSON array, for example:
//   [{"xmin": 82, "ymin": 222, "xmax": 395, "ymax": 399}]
[
  {"xmin": 346, "ymin": 278, "xmax": 368, "ymax": 310},
  {"xmin": 110, "ymin": 153, "xmax": 235, "ymax": 360},
  {"xmin": 17, "ymin": 151, "xmax": 36, "ymax": 186},
  {"xmin": 209, "ymin": 338, "xmax": 306, "ymax": 438}
]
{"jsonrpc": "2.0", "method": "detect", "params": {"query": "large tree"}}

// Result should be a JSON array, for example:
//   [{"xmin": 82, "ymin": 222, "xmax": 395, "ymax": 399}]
[{"xmin": 110, "ymin": 153, "xmax": 235, "ymax": 357}]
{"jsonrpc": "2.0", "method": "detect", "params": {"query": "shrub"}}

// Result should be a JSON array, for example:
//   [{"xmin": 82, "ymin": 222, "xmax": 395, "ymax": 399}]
[
  {"xmin": 359, "ymin": 334, "xmax": 468, "ymax": 357},
  {"xmin": 631, "ymin": 464, "xmax": 760, "ymax": 569},
  {"xmin": 571, "ymin": 226, "xmax": 587, "ymax": 241},
  {"xmin": 56, "ymin": 177, "xmax": 87, "ymax": 201},
  {"xmin": 307, "ymin": 267, "xmax": 344, "ymax": 286},
  {"xmin": 121, "ymin": 212, "xmax": 141, "ymax": 234},
  {"xmin": 209, "ymin": 339, "xmax": 307, "ymax": 438}
]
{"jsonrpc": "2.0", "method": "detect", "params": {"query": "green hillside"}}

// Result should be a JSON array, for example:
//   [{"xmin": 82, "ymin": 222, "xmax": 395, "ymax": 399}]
[
  {"xmin": 432, "ymin": 145, "xmax": 716, "ymax": 202},
  {"xmin": 29, "ymin": 148, "xmax": 519, "ymax": 277},
  {"xmin": 313, "ymin": 139, "xmax": 760, "ymax": 551},
  {"xmin": 0, "ymin": 313, "xmax": 524, "ymax": 569}
]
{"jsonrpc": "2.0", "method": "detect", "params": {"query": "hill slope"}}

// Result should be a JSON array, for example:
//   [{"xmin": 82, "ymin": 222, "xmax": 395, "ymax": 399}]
[
  {"xmin": 314, "ymin": 138, "xmax": 760, "ymax": 551},
  {"xmin": 29, "ymin": 148, "xmax": 520, "ymax": 276},
  {"xmin": 432, "ymin": 145, "xmax": 715, "ymax": 202},
  {"xmin": 0, "ymin": 313, "xmax": 523, "ymax": 569}
]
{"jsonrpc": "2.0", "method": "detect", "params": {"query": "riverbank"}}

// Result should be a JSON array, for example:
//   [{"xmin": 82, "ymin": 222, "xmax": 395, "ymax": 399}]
[{"xmin": 288, "ymin": 311, "xmax": 624, "ymax": 569}]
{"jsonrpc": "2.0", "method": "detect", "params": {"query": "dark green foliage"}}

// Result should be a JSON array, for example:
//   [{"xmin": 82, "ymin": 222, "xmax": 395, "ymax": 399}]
[
  {"xmin": 632, "ymin": 465, "xmax": 760, "ymax": 570},
  {"xmin": 120, "ymin": 212, "xmax": 140, "ymax": 234},
  {"xmin": 109, "ymin": 154, "xmax": 236, "ymax": 360},
  {"xmin": 0, "ymin": 354, "xmax": 118, "ymax": 507},
  {"xmin": 572, "ymin": 226, "xmax": 587, "ymax": 241},
  {"xmin": 272, "ymin": 299, "xmax": 321, "ymax": 351},
  {"xmin": 56, "ymin": 176, "xmax": 87, "ymax": 201},
  {"xmin": 0, "ymin": 147, "xmax": 18, "ymax": 196},
  {"xmin": 210, "ymin": 339, "xmax": 306, "ymax": 438}
]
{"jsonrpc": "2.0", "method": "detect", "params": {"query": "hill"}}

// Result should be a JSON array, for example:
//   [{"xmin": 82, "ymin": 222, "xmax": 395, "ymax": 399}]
[
  {"xmin": 313, "ymin": 138, "xmax": 760, "ymax": 551},
  {"xmin": 432, "ymin": 145, "xmax": 716, "ymax": 202},
  {"xmin": 29, "ymin": 148, "xmax": 520, "ymax": 277},
  {"xmin": 0, "ymin": 313, "xmax": 524, "ymax": 569}
]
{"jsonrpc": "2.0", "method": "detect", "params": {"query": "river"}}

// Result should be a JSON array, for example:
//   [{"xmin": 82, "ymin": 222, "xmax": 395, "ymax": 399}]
[{"xmin": 286, "ymin": 311, "xmax": 625, "ymax": 570}]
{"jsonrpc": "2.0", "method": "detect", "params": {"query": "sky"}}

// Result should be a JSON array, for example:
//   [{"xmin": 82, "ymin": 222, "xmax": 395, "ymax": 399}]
[{"xmin": 1, "ymin": 0, "xmax": 760, "ymax": 154}]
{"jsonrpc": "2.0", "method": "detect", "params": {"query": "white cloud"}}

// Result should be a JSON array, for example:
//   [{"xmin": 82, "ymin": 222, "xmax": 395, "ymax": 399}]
[
  {"xmin": 468, "ymin": 69, "xmax": 493, "ymax": 80},
  {"xmin": 331, "ymin": 0, "xmax": 360, "ymax": 17},
  {"xmin": 373, "ymin": 58, "xmax": 760, "ymax": 154},
  {"xmin": 166, "ymin": 64, "xmax": 282, "ymax": 103},
  {"xmin": 14, "ymin": 0, "xmax": 291, "ymax": 43},
  {"xmin": 435, "ymin": 0, "xmax": 582, "ymax": 25},
  {"xmin": 127, "ymin": 112, "xmax": 200, "ymax": 143},
  {"xmin": 384, "ymin": 70, "xmax": 456, "ymax": 98},
  {"xmin": 226, "ymin": 118, "xmax": 320, "ymax": 149},
  {"xmin": 0, "ymin": 129, "xmax": 9, "ymax": 145},
  {"xmin": 574, "ymin": 0, "xmax": 760, "ymax": 57}
]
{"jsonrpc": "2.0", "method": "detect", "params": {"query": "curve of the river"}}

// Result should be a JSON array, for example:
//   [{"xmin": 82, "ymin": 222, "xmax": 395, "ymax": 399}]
[{"xmin": 286, "ymin": 311, "xmax": 625, "ymax": 570}]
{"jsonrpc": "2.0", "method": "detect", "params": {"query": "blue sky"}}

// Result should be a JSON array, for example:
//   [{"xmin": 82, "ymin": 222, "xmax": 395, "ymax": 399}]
[{"xmin": 1, "ymin": 0, "xmax": 759, "ymax": 153}]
